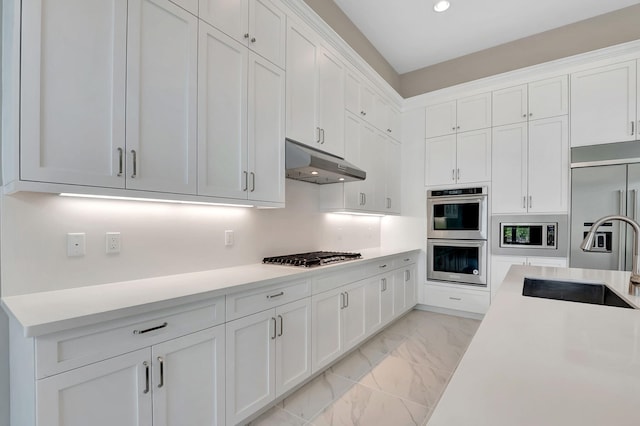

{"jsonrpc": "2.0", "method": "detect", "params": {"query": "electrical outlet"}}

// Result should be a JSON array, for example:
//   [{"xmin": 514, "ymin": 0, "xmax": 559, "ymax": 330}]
[
  {"xmin": 67, "ymin": 233, "xmax": 86, "ymax": 257},
  {"xmin": 106, "ymin": 232, "xmax": 121, "ymax": 254},
  {"xmin": 225, "ymin": 230, "xmax": 234, "ymax": 247}
]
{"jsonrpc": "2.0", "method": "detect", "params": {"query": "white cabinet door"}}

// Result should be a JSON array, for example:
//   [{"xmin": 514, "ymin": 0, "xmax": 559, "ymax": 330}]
[
  {"xmin": 311, "ymin": 289, "xmax": 343, "ymax": 372},
  {"xmin": 226, "ymin": 310, "xmax": 275, "ymax": 426},
  {"xmin": 528, "ymin": 75, "xmax": 568, "ymax": 120},
  {"xmin": 492, "ymin": 123, "xmax": 528, "ymax": 214},
  {"xmin": 317, "ymin": 47, "xmax": 345, "ymax": 157},
  {"xmin": 20, "ymin": 0, "xmax": 127, "ymax": 188},
  {"xmin": 385, "ymin": 138, "xmax": 402, "ymax": 214},
  {"xmin": 528, "ymin": 257, "xmax": 567, "ymax": 267},
  {"xmin": 342, "ymin": 280, "xmax": 367, "ymax": 351},
  {"xmin": 392, "ymin": 271, "xmax": 406, "ymax": 316},
  {"xmin": 199, "ymin": 0, "xmax": 249, "ymax": 44},
  {"xmin": 528, "ymin": 116, "xmax": 569, "ymax": 213},
  {"xmin": 286, "ymin": 20, "xmax": 318, "ymax": 147},
  {"xmin": 360, "ymin": 85, "xmax": 376, "ymax": 121},
  {"xmin": 364, "ymin": 277, "xmax": 382, "ymax": 334},
  {"xmin": 170, "ymin": 0, "xmax": 197, "ymax": 14},
  {"xmin": 345, "ymin": 70, "xmax": 361, "ymax": 115},
  {"xmin": 570, "ymin": 61, "xmax": 637, "ymax": 147},
  {"xmin": 248, "ymin": 0, "xmax": 286, "ymax": 68},
  {"xmin": 456, "ymin": 128, "xmax": 492, "ymax": 184},
  {"xmin": 126, "ymin": 0, "xmax": 198, "ymax": 194},
  {"xmin": 275, "ymin": 298, "xmax": 311, "ymax": 397},
  {"xmin": 152, "ymin": 326, "xmax": 225, "ymax": 426},
  {"xmin": 491, "ymin": 256, "xmax": 527, "ymax": 298},
  {"xmin": 380, "ymin": 275, "xmax": 394, "ymax": 325},
  {"xmin": 425, "ymin": 134, "xmax": 457, "ymax": 186},
  {"xmin": 248, "ymin": 52, "xmax": 286, "ymax": 203},
  {"xmin": 388, "ymin": 107, "xmax": 402, "ymax": 141},
  {"xmin": 457, "ymin": 93, "xmax": 492, "ymax": 133},
  {"xmin": 359, "ymin": 124, "xmax": 379, "ymax": 210},
  {"xmin": 197, "ymin": 23, "xmax": 248, "ymax": 199},
  {"xmin": 492, "ymin": 84, "xmax": 527, "ymax": 126},
  {"xmin": 425, "ymin": 101, "xmax": 456, "ymax": 138},
  {"xmin": 404, "ymin": 265, "xmax": 417, "ymax": 309},
  {"xmin": 37, "ymin": 349, "xmax": 152, "ymax": 426}
]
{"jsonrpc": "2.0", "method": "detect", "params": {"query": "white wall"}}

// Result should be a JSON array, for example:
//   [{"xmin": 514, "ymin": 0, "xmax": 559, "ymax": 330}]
[{"xmin": 1, "ymin": 179, "xmax": 381, "ymax": 296}]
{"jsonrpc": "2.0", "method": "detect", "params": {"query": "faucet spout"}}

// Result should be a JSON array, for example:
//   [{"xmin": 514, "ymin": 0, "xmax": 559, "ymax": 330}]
[{"xmin": 581, "ymin": 215, "xmax": 640, "ymax": 294}]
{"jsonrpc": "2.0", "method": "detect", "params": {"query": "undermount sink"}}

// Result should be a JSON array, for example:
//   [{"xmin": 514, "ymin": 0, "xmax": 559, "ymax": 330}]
[{"xmin": 522, "ymin": 278, "xmax": 635, "ymax": 309}]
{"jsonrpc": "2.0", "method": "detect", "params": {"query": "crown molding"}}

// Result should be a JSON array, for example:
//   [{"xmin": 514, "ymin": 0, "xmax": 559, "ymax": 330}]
[
  {"xmin": 279, "ymin": 0, "xmax": 403, "ymax": 106},
  {"xmin": 403, "ymin": 38, "xmax": 640, "ymax": 111}
]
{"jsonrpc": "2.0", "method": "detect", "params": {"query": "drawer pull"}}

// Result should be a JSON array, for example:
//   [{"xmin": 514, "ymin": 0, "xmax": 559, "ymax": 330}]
[
  {"xmin": 379, "ymin": 264, "xmax": 387, "ymax": 269},
  {"xmin": 267, "ymin": 291, "xmax": 284, "ymax": 299},
  {"xmin": 449, "ymin": 297, "xmax": 462, "ymax": 301},
  {"xmin": 143, "ymin": 361, "xmax": 150, "ymax": 394},
  {"xmin": 133, "ymin": 322, "xmax": 168, "ymax": 335},
  {"xmin": 404, "ymin": 258, "xmax": 410, "ymax": 262}
]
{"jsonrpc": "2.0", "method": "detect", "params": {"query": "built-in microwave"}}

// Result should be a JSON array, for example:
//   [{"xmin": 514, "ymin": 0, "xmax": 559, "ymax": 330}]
[
  {"xmin": 500, "ymin": 222, "xmax": 558, "ymax": 249},
  {"xmin": 427, "ymin": 239, "xmax": 487, "ymax": 286},
  {"xmin": 427, "ymin": 187, "xmax": 488, "ymax": 240}
]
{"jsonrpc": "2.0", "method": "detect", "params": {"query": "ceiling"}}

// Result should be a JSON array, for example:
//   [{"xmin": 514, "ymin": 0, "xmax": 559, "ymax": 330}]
[{"xmin": 333, "ymin": 0, "xmax": 640, "ymax": 74}]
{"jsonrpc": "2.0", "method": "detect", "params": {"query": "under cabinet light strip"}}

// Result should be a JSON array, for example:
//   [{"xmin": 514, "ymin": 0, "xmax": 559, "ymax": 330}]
[{"xmin": 59, "ymin": 193, "xmax": 254, "ymax": 208}]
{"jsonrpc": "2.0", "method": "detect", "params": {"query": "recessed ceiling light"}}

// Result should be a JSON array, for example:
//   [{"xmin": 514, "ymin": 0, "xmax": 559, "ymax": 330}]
[
  {"xmin": 311, "ymin": 171, "xmax": 319, "ymax": 175},
  {"xmin": 433, "ymin": 0, "xmax": 450, "ymax": 12}
]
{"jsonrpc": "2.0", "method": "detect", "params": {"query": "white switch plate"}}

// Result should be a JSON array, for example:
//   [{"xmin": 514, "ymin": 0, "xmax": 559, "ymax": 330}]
[
  {"xmin": 106, "ymin": 232, "xmax": 121, "ymax": 254},
  {"xmin": 224, "ymin": 230, "xmax": 234, "ymax": 246},
  {"xmin": 67, "ymin": 233, "xmax": 86, "ymax": 257}
]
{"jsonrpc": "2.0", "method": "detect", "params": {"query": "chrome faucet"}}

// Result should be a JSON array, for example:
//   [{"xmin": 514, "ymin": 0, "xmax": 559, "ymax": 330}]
[{"xmin": 581, "ymin": 215, "xmax": 640, "ymax": 295}]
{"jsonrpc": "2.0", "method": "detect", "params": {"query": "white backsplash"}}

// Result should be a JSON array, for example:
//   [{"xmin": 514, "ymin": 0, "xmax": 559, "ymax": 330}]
[{"xmin": 1, "ymin": 179, "xmax": 381, "ymax": 296}]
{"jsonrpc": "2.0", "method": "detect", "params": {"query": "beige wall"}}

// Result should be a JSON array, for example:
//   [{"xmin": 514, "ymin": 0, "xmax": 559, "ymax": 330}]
[
  {"xmin": 400, "ymin": 4, "xmax": 640, "ymax": 97},
  {"xmin": 303, "ymin": 0, "xmax": 401, "ymax": 92}
]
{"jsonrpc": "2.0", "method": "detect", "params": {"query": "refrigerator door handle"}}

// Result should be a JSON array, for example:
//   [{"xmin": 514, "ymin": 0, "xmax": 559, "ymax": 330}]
[
  {"xmin": 632, "ymin": 189, "xmax": 638, "ymax": 220},
  {"xmin": 618, "ymin": 189, "xmax": 625, "ymax": 271}
]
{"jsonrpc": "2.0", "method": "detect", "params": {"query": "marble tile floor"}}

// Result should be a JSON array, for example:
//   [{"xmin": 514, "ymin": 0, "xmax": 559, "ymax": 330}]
[{"xmin": 247, "ymin": 309, "xmax": 481, "ymax": 426}]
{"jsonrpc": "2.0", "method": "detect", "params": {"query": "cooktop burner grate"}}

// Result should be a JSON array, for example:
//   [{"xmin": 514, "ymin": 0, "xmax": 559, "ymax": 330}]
[{"xmin": 263, "ymin": 251, "xmax": 362, "ymax": 267}]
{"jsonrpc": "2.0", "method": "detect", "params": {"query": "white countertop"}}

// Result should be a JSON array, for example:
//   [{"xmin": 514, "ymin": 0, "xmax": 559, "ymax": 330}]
[
  {"xmin": 1, "ymin": 247, "xmax": 419, "ymax": 338},
  {"xmin": 427, "ymin": 265, "xmax": 640, "ymax": 426}
]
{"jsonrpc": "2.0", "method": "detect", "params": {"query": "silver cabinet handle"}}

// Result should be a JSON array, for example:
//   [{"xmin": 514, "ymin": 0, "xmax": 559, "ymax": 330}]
[
  {"xmin": 117, "ymin": 147, "xmax": 123, "ymax": 177},
  {"xmin": 316, "ymin": 127, "xmax": 321, "ymax": 143},
  {"xmin": 345, "ymin": 291, "xmax": 349, "ymax": 308},
  {"xmin": 320, "ymin": 128, "xmax": 325, "ymax": 144},
  {"xmin": 529, "ymin": 113, "xmax": 533, "ymax": 117},
  {"xmin": 143, "ymin": 361, "xmax": 150, "ymax": 394},
  {"xmin": 157, "ymin": 356, "xmax": 164, "ymax": 388},
  {"xmin": 243, "ymin": 171, "xmax": 248, "ymax": 191},
  {"xmin": 133, "ymin": 322, "xmax": 168, "ymax": 335},
  {"xmin": 386, "ymin": 197, "xmax": 391, "ymax": 209},
  {"xmin": 452, "ymin": 169, "xmax": 455, "ymax": 181},
  {"xmin": 271, "ymin": 317, "xmax": 277, "ymax": 340},
  {"xmin": 251, "ymin": 37, "xmax": 256, "ymax": 43},
  {"xmin": 361, "ymin": 111, "xmax": 365, "ymax": 116},
  {"xmin": 449, "ymin": 297, "xmax": 462, "ymax": 301},
  {"xmin": 379, "ymin": 264, "xmax": 387, "ymax": 269},
  {"xmin": 266, "ymin": 291, "xmax": 284, "ymax": 299},
  {"xmin": 529, "ymin": 195, "xmax": 532, "ymax": 209},
  {"xmin": 277, "ymin": 315, "xmax": 283, "ymax": 337},
  {"xmin": 387, "ymin": 128, "xmax": 391, "ymax": 133},
  {"xmin": 130, "ymin": 149, "xmax": 137, "ymax": 178},
  {"xmin": 244, "ymin": 33, "xmax": 249, "ymax": 39},
  {"xmin": 457, "ymin": 168, "xmax": 460, "ymax": 180},
  {"xmin": 340, "ymin": 292, "xmax": 345, "ymax": 309},
  {"xmin": 523, "ymin": 196, "xmax": 526, "ymax": 209},
  {"xmin": 250, "ymin": 172, "xmax": 255, "ymax": 192},
  {"xmin": 522, "ymin": 113, "xmax": 527, "ymax": 118},
  {"xmin": 405, "ymin": 270, "xmax": 410, "ymax": 281},
  {"xmin": 457, "ymin": 126, "xmax": 460, "ymax": 130},
  {"xmin": 632, "ymin": 121, "xmax": 635, "ymax": 136},
  {"xmin": 452, "ymin": 126, "xmax": 456, "ymax": 131}
]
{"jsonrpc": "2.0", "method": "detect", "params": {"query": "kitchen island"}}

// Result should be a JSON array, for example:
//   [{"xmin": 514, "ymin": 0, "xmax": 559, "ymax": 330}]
[{"xmin": 428, "ymin": 265, "xmax": 640, "ymax": 426}]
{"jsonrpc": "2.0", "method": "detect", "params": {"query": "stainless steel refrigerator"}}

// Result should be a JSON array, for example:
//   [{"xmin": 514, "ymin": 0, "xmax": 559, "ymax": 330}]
[{"xmin": 571, "ymin": 154, "xmax": 640, "ymax": 271}]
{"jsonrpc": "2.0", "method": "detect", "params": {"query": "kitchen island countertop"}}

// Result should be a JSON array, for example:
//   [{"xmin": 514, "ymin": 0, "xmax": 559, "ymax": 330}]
[
  {"xmin": 428, "ymin": 265, "xmax": 640, "ymax": 426},
  {"xmin": 1, "ymin": 247, "xmax": 419, "ymax": 337}
]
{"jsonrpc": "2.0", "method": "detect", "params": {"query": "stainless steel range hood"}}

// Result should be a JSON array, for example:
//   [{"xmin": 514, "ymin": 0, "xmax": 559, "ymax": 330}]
[{"xmin": 285, "ymin": 139, "xmax": 366, "ymax": 184}]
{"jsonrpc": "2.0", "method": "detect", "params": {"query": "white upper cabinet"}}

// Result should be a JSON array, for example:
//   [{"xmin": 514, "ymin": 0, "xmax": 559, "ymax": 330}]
[
  {"xmin": 492, "ymin": 116, "xmax": 569, "ymax": 214},
  {"xmin": 425, "ymin": 129, "xmax": 491, "ymax": 186},
  {"xmin": 198, "ymin": 22, "xmax": 285, "ymax": 204},
  {"xmin": 286, "ymin": 19, "xmax": 345, "ymax": 157},
  {"xmin": 570, "ymin": 61, "xmax": 637, "ymax": 147},
  {"xmin": 492, "ymin": 76, "xmax": 568, "ymax": 126},
  {"xmin": 384, "ymin": 137, "xmax": 402, "ymax": 214},
  {"xmin": 199, "ymin": 0, "xmax": 285, "ymax": 68},
  {"xmin": 425, "ymin": 92, "xmax": 491, "ymax": 138},
  {"xmin": 126, "ymin": 0, "xmax": 198, "ymax": 194},
  {"xmin": 20, "ymin": 0, "xmax": 127, "ymax": 188},
  {"xmin": 170, "ymin": 0, "xmax": 198, "ymax": 14}
]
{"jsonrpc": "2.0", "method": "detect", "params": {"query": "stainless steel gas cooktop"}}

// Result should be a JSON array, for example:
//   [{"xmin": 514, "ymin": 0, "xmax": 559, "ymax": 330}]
[{"xmin": 263, "ymin": 251, "xmax": 362, "ymax": 267}]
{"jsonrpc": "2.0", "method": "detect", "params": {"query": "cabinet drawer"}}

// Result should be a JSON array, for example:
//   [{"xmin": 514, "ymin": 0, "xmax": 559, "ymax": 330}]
[
  {"xmin": 397, "ymin": 253, "xmax": 418, "ymax": 267},
  {"xmin": 35, "ymin": 297, "xmax": 224, "ymax": 379},
  {"xmin": 363, "ymin": 258, "xmax": 396, "ymax": 277},
  {"xmin": 226, "ymin": 279, "xmax": 311, "ymax": 321},
  {"xmin": 426, "ymin": 285, "xmax": 490, "ymax": 314},
  {"xmin": 312, "ymin": 266, "xmax": 364, "ymax": 294}
]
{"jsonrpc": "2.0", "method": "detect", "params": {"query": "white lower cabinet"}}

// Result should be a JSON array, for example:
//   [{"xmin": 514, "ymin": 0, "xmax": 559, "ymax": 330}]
[
  {"xmin": 37, "ymin": 326, "xmax": 226, "ymax": 426},
  {"xmin": 491, "ymin": 255, "xmax": 568, "ymax": 298},
  {"xmin": 226, "ymin": 298, "xmax": 311, "ymax": 425},
  {"xmin": 425, "ymin": 284, "xmax": 490, "ymax": 314},
  {"xmin": 311, "ymin": 279, "xmax": 367, "ymax": 373}
]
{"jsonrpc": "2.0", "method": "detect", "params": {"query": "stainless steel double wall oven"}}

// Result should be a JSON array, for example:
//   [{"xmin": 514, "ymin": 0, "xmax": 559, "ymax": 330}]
[{"xmin": 427, "ymin": 187, "xmax": 488, "ymax": 286}]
